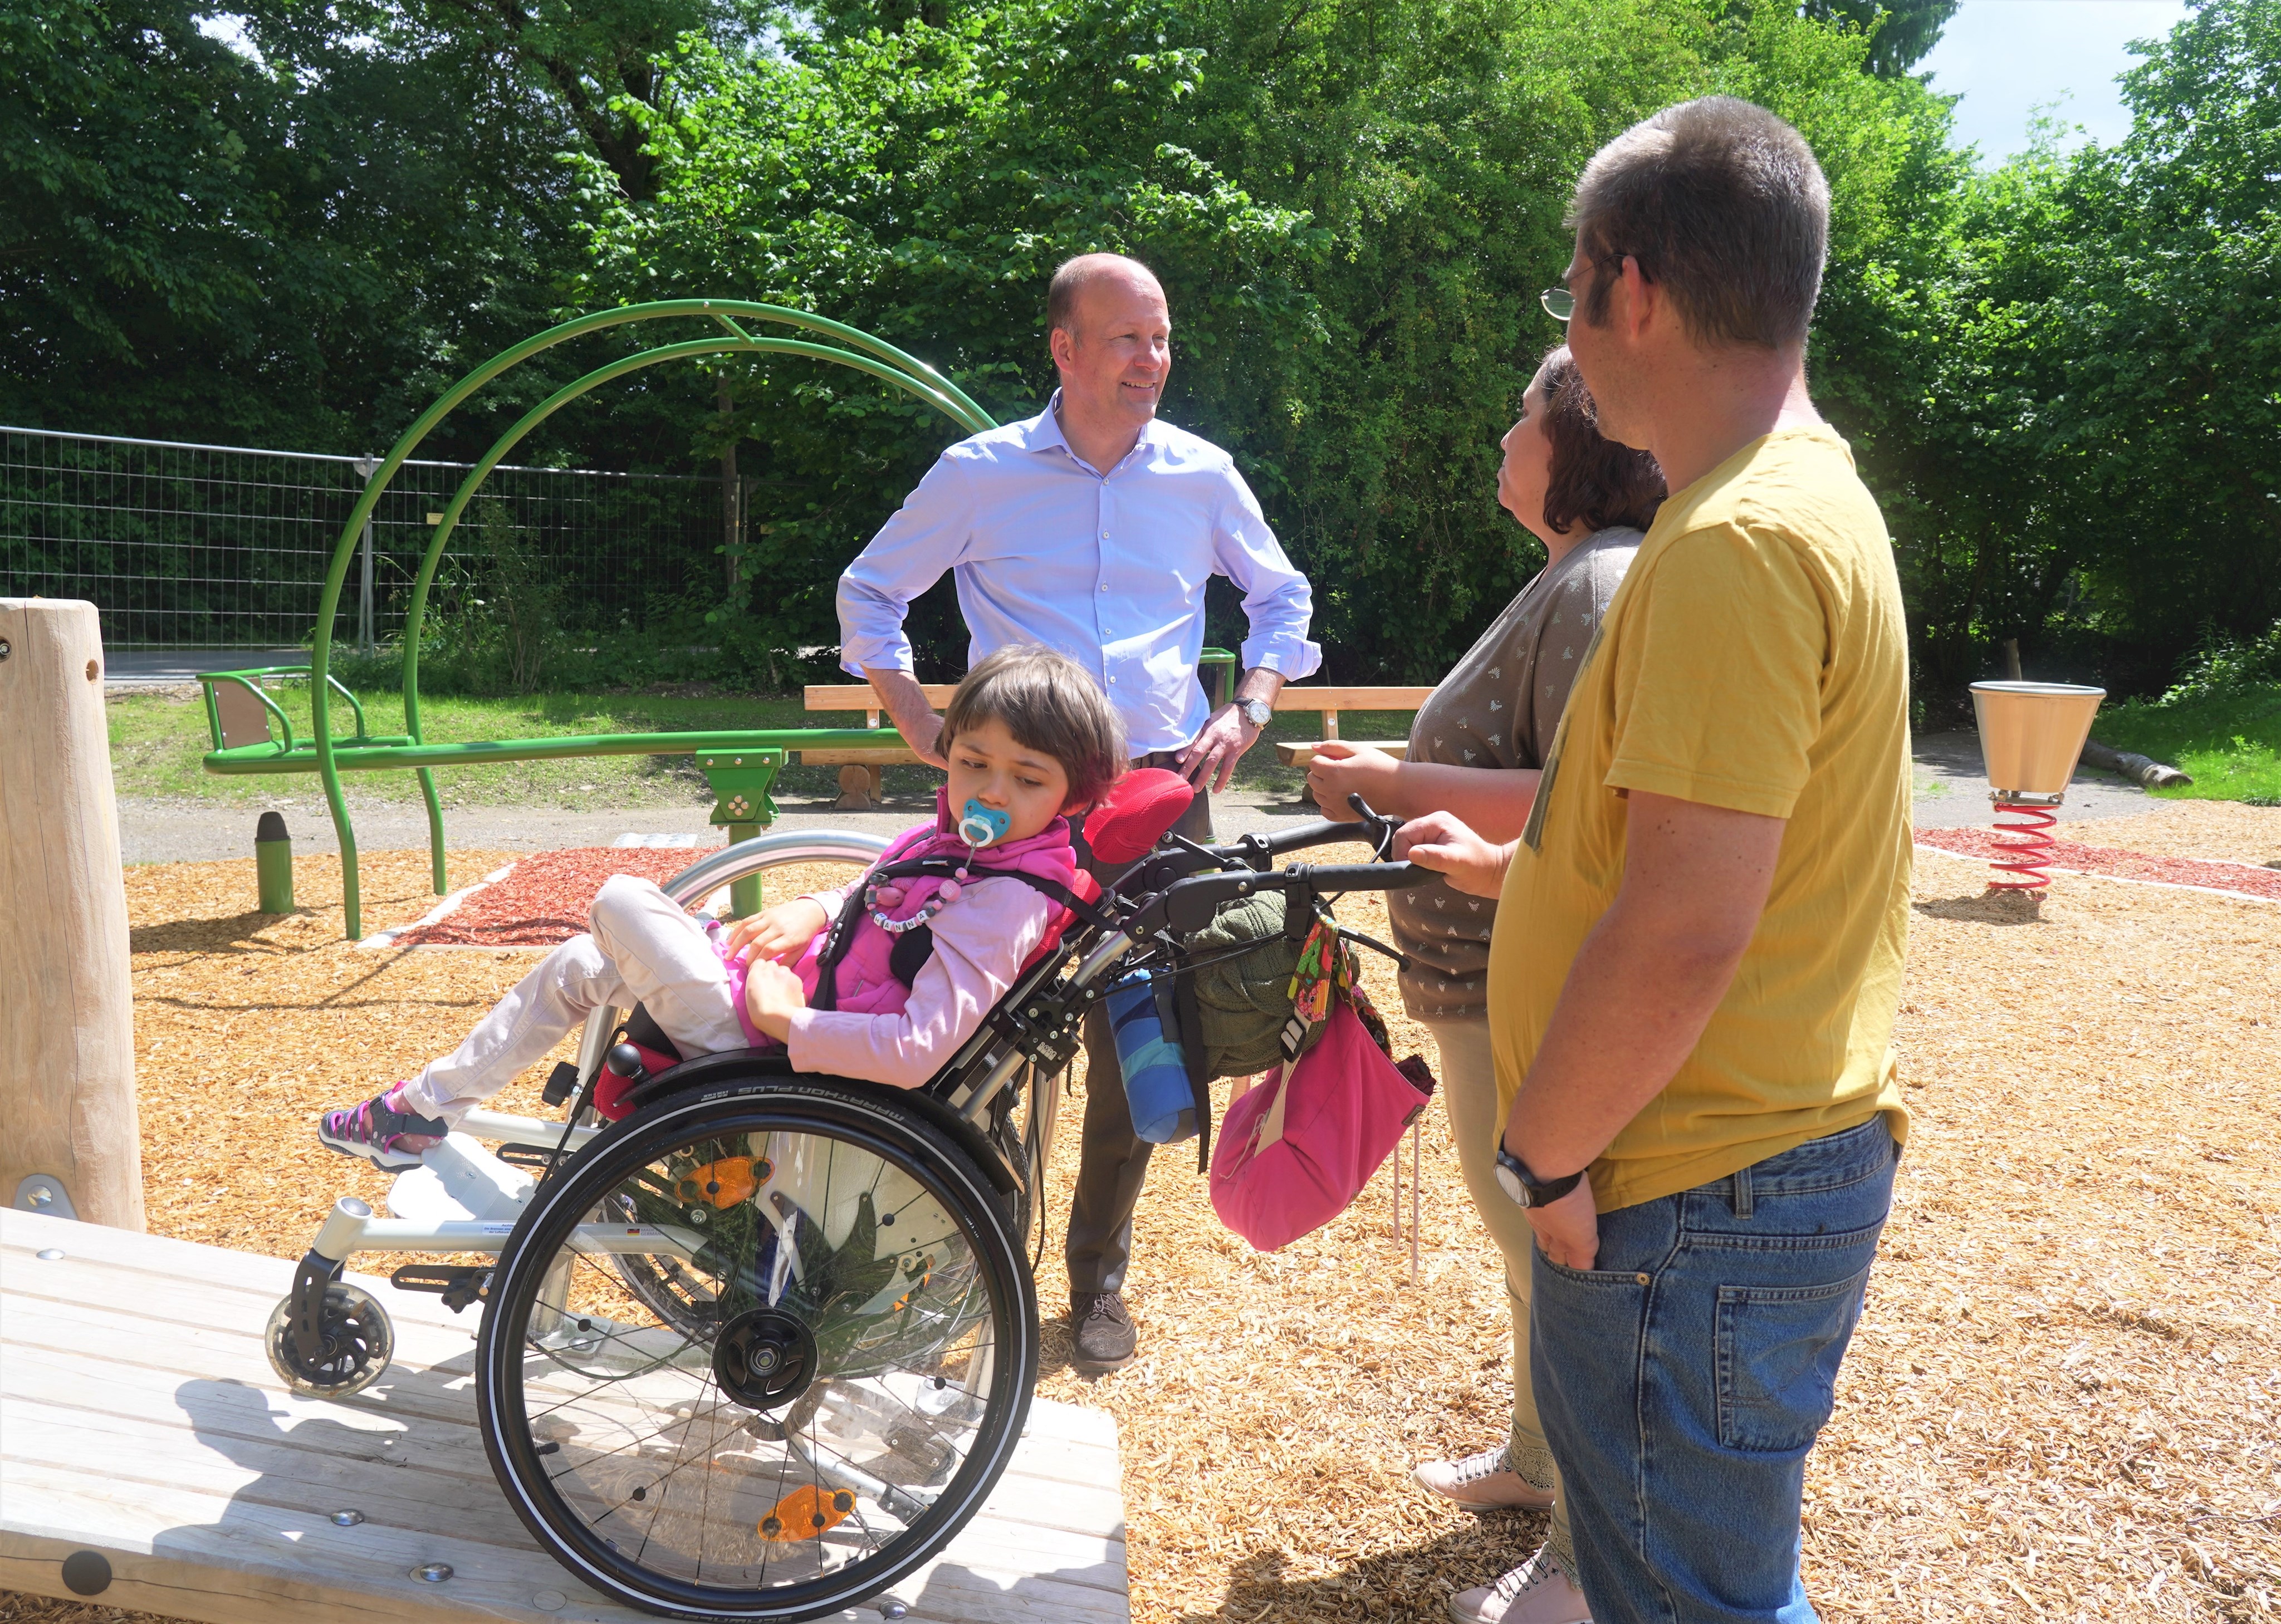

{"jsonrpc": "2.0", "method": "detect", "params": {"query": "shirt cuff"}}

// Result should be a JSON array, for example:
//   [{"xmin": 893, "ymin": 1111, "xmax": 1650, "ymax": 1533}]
[{"xmin": 1240, "ymin": 634, "xmax": 1323, "ymax": 681}]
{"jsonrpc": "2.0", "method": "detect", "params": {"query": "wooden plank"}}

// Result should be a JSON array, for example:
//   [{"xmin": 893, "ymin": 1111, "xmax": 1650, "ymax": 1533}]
[
  {"xmin": 2, "ymin": 1208, "xmax": 1129, "ymax": 1624},
  {"xmin": 806, "ymin": 684, "xmax": 957, "ymax": 711},
  {"xmin": 1274, "ymin": 740, "xmax": 1411, "ymax": 768},
  {"xmin": 807, "ymin": 681, "xmax": 1433, "ymax": 714},
  {"xmin": 1269, "ymin": 686, "xmax": 1431, "ymax": 710},
  {"xmin": 797, "ymin": 747, "xmax": 924, "ymax": 767}
]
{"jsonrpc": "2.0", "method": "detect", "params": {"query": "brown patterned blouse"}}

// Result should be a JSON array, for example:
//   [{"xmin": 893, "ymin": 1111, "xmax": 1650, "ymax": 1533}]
[{"xmin": 1389, "ymin": 526, "xmax": 1642, "ymax": 1019}]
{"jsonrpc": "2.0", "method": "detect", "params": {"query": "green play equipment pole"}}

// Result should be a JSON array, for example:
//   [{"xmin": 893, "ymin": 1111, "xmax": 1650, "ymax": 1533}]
[
  {"xmin": 255, "ymin": 812, "xmax": 293, "ymax": 914},
  {"xmin": 293, "ymin": 300, "xmax": 999, "ymax": 939}
]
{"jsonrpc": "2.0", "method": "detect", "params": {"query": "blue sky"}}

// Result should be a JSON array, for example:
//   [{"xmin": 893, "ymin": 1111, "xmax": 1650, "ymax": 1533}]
[{"xmin": 1918, "ymin": 0, "xmax": 2190, "ymax": 163}]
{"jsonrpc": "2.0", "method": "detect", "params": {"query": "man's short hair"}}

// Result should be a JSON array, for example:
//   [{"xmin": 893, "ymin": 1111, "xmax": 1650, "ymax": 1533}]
[
  {"xmin": 1567, "ymin": 97, "xmax": 1829, "ymax": 350},
  {"xmin": 1046, "ymin": 253, "xmax": 1160, "ymax": 338}
]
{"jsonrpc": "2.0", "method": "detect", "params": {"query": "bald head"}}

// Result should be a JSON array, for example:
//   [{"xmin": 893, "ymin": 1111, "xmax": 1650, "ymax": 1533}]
[{"xmin": 1047, "ymin": 254, "xmax": 1166, "ymax": 339}]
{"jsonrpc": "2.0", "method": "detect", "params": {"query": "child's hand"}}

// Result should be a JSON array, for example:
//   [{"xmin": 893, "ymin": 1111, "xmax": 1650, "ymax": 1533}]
[
  {"xmin": 742, "ymin": 960, "xmax": 807, "ymax": 1042},
  {"xmin": 724, "ymin": 898, "xmax": 830, "ymax": 965}
]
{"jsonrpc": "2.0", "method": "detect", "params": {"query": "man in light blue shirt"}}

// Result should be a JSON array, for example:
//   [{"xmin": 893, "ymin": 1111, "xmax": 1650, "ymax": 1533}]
[
  {"xmin": 836, "ymin": 253, "xmax": 1321, "ymax": 794},
  {"xmin": 835, "ymin": 253, "xmax": 1322, "ymax": 1371}
]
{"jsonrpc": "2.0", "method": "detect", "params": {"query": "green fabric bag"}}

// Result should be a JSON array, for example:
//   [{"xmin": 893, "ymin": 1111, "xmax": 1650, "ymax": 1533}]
[{"xmin": 1185, "ymin": 892, "xmax": 1328, "ymax": 1079}]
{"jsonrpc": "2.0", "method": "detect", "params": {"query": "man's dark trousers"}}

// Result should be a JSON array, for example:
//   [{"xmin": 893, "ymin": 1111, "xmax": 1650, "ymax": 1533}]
[{"xmin": 1064, "ymin": 753, "xmax": 1213, "ymax": 1296}]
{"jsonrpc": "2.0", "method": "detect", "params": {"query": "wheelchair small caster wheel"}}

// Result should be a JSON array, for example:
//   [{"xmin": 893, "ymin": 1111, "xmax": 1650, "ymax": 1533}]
[{"xmin": 265, "ymin": 1280, "xmax": 393, "ymax": 1399}]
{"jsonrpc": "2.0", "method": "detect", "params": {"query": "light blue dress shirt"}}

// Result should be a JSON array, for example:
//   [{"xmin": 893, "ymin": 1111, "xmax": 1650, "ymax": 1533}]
[{"xmin": 836, "ymin": 394, "xmax": 1323, "ymax": 755}]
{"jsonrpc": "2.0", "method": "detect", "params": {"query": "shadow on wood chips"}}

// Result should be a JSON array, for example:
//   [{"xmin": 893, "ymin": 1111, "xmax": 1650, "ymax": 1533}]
[{"xmin": 10, "ymin": 801, "xmax": 2281, "ymax": 1623}]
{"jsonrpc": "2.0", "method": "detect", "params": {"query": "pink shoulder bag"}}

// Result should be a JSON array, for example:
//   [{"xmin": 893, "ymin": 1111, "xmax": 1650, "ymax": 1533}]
[{"xmin": 1207, "ymin": 920, "xmax": 1436, "ymax": 1252}]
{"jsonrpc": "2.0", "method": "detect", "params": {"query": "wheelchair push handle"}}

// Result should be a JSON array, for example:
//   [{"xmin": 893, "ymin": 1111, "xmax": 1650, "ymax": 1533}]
[
  {"xmin": 1209, "ymin": 794, "xmax": 1403, "ymax": 870},
  {"xmin": 1146, "ymin": 857, "xmax": 1428, "ymax": 935}
]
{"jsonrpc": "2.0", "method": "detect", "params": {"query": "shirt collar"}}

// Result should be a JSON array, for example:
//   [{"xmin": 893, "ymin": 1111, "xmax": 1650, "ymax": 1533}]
[{"xmin": 1024, "ymin": 389, "xmax": 1168, "ymax": 469}]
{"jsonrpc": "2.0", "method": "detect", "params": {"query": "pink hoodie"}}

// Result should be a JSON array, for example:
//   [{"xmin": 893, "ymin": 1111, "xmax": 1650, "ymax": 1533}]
[{"xmin": 725, "ymin": 792, "xmax": 1076, "ymax": 1089}]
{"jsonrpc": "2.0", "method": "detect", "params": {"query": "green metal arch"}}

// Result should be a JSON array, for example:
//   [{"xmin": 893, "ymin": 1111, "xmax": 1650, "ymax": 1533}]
[{"xmin": 305, "ymin": 301, "xmax": 1000, "ymax": 933}]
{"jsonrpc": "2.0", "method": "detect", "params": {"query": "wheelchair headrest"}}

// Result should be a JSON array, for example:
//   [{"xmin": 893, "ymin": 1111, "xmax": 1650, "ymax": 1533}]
[{"xmin": 1084, "ymin": 768, "xmax": 1195, "ymax": 865}]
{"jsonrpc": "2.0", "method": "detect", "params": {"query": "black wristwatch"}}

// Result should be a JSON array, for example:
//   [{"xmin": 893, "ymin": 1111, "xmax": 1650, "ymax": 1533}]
[{"xmin": 1495, "ymin": 1144, "xmax": 1584, "ymax": 1209}]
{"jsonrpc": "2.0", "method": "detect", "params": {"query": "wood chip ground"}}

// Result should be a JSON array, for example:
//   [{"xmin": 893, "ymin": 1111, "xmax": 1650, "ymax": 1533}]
[{"xmin": 11, "ymin": 801, "xmax": 2279, "ymax": 1623}]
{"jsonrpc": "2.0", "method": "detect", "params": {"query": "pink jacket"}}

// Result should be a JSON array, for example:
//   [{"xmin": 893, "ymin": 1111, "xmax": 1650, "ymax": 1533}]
[{"xmin": 724, "ymin": 793, "xmax": 1077, "ymax": 1089}]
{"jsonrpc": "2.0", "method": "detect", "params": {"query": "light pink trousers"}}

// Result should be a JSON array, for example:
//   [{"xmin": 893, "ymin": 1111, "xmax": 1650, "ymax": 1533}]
[{"xmin": 397, "ymin": 876, "xmax": 747, "ymax": 1124}]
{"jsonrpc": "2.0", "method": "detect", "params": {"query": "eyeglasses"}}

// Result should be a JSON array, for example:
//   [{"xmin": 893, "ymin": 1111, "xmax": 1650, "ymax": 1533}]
[{"xmin": 1540, "ymin": 252, "xmax": 1638, "ymax": 324}]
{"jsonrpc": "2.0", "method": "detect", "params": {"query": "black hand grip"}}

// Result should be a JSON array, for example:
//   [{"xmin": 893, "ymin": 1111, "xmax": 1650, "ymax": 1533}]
[{"xmin": 1293, "ymin": 861, "xmax": 1428, "ymax": 892}]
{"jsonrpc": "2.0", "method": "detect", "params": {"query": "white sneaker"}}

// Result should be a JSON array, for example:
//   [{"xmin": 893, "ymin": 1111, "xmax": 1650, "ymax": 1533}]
[
  {"xmin": 1412, "ymin": 1443, "xmax": 1556, "ymax": 1510},
  {"xmin": 1448, "ymin": 1546, "xmax": 1592, "ymax": 1624}
]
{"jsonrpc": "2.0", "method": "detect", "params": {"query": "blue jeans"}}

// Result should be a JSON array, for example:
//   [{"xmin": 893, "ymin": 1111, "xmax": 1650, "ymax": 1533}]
[{"xmin": 1531, "ymin": 1116, "xmax": 1898, "ymax": 1624}]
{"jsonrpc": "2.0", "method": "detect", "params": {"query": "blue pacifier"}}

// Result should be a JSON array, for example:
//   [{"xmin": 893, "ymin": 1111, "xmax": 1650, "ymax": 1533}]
[{"xmin": 957, "ymin": 798, "xmax": 1012, "ymax": 850}]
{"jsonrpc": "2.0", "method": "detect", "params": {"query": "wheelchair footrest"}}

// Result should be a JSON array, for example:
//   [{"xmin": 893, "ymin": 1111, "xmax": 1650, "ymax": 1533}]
[{"xmin": 390, "ymin": 1264, "xmax": 491, "ymax": 1312}]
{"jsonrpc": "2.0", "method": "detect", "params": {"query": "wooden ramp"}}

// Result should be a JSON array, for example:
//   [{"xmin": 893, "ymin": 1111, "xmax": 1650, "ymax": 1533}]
[{"xmin": 0, "ymin": 1209, "xmax": 1128, "ymax": 1623}]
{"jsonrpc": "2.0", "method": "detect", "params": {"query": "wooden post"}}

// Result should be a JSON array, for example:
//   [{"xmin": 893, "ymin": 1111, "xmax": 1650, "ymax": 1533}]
[{"xmin": 0, "ymin": 600, "xmax": 144, "ymax": 1230}]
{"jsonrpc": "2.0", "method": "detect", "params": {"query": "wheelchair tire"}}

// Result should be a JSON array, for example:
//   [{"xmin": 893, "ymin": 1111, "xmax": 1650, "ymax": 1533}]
[{"xmin": 474, "ymin": 1076, "xmax": 1038, "ymax": 1621}]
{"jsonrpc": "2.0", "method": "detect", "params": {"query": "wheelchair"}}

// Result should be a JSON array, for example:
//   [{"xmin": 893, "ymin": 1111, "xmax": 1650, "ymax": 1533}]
[{"xmin": 263, "ymin": 777, "xmax": 1424, "ymax": 1621}]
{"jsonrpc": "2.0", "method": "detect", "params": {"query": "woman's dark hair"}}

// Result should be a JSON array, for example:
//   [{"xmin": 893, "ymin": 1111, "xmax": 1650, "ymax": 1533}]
[
  {"xmin": 1538, "ymin": 346, "xmax": 1667, "ymax": 536},
  {"xmin": 941, "ymin": 645, "xmax": 1128, "ymax": 811}
]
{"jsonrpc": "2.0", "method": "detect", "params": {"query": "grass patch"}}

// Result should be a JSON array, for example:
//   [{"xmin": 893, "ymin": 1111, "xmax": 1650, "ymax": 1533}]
[
  {"xmin": 111, "ymin": 683, "xmax": 1417, "ymax": 811},
  {"xmin": 2093, "ymin": 682, "xmax": 2281, "ymax": 806}
]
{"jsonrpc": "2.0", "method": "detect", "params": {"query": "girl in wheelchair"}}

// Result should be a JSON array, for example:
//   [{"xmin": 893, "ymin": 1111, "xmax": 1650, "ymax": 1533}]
[{"xmin": 317, "ymin": 644, "xmax": 1127, "ymax": 1171}]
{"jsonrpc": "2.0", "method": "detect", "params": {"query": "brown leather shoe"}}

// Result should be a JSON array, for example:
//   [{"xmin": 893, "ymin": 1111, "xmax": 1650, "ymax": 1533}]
[
  {"xmin": 1412, "ymin": 1443, "xmax": 1556, "ymax": 1510},
  {"xmin": 1070, "ymin": 1291, "xmax": 1137, "ymax": 1372}
]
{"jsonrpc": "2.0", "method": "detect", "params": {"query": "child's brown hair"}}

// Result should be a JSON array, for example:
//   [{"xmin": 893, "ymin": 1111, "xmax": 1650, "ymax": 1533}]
[{"xmin": 940, "ymin": 645, "xmax": 1127, "ymax": 810}]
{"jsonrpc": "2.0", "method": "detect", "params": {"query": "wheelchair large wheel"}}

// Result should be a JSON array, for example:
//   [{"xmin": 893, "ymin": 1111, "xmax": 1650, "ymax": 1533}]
[{"xmin": 474, "ymin": 1078, "xmax": 1037, "ymax": 1621}]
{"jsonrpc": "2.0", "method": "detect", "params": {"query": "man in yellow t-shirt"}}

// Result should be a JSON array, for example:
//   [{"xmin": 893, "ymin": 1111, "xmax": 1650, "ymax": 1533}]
[{"xmin": 1403, "ymin": 99, "xmax": 1912, "ymax": 1624}]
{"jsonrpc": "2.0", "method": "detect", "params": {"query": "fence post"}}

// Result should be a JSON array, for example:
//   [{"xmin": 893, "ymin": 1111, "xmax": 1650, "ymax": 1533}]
[
  {"xmin": 354, "ymin": 455, "xmax": 378, "ymax": 656},
  {"xmin": 0, "ymin": 598, "xmax": 145, "ymax": 1231}
]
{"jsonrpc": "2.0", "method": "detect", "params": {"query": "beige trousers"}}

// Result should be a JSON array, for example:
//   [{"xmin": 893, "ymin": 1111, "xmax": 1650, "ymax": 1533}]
[{"xmin": 1425, "ymin": 1015, "xmax": 1573, "ymax": 1573}]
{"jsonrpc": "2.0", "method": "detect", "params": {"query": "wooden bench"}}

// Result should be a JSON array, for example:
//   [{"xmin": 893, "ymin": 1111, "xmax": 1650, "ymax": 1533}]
[
  {"xmin": 804, "ymin": 678, "xmax": 1434, "ymax": 803},
  {"xmin": 801, "ymin": 648, "xmax": 1243, "ymax": 808},
  {"xmin": 1262, "ymin": 686, "xmax": 1432, "ymax": 767}
]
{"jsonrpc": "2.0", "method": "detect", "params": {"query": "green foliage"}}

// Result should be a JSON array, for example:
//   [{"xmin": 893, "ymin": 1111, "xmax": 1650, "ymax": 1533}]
[
  {"xmin": 1861, "ymin": 0, "xmax": 2281, "ymax": 709},
  {"xmin": 18, "ymin": 0, "xmax": 2281, "ymax": 726},
  {"xmin": 1798, "ymin": 0, "xmax": 1959, "ymax": 76},
  {"xmin": 2159, "ymin": 620, "xmax": 2281, "ymax": 704},
  {"xmin": 573, "ymin": 3, "xmax": 1323, "ymax": 674}
]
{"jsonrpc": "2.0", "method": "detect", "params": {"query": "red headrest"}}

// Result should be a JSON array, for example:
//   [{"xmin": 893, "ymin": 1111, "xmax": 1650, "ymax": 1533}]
[{"xmin": 1083, "ymin": 768, "xmax": 1195, "ymax": 865}]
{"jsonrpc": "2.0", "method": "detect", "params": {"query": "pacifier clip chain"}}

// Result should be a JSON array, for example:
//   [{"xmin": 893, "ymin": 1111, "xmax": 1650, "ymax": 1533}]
[{"xmin": 864, "ymin": 798, "xmax": 1008, "ymax": 934}]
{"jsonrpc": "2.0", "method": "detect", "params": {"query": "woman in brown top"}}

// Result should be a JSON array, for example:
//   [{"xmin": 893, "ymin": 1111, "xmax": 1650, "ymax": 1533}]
[{"xmin": 1309, "ymin": 345, "xmax": 1662, "ymax": 1622}]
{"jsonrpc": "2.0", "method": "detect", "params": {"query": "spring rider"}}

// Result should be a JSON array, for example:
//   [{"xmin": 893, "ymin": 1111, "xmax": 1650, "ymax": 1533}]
[{"xmin": 1970, "ymin": 679, "xmax": 2106, "ymax": 898}]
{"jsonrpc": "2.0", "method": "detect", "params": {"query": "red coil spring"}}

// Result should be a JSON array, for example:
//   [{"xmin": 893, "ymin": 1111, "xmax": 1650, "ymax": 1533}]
[{"xmin": 1985, "ymin": 802, "xmax": 2058, "ymax": 889}]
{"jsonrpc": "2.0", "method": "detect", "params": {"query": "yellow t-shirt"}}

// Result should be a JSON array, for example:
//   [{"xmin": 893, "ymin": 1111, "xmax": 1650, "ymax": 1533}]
[{"xmin": 1487, "ymin": 425, "xmax": 1913, "ymax": 1212}]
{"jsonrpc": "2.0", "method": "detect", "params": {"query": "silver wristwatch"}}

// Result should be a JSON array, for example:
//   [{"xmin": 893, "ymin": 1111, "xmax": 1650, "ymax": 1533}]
[{"xmin": 1236, "ymin": 696, "xmax": 1274, "ymax": 730}]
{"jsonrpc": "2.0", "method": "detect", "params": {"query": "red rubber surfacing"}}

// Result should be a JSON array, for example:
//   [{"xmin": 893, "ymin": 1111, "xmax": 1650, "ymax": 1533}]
[
  {"xmin": 390, "ymin": 847, "xmax": 702, "ymax": 947},
  {"xmin": 1915, "ymin": 827, "xmax": 2281, "ymax": 902}
]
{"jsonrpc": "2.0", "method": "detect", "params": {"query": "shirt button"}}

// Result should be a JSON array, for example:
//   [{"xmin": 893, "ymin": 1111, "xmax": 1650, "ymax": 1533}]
[
  {"xmin": 1107, "ymin": 675, "xmax": 1117, "ymax": 685},
  {"xmin": 1101, "ymin": 583, "xmax": 1109, "ymax": 592}
]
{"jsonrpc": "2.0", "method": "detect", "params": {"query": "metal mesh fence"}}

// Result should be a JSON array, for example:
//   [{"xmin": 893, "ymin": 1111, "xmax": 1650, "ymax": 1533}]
[{"xmin": 0, "ymin": 426, "xmax": 732, "ymax": 651}]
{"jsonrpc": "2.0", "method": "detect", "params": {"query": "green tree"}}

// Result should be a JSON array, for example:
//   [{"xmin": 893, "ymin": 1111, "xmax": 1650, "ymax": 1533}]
[{"xmin": 1799, "ymin": 0, "xmax": 1958, "ymax": 77}]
